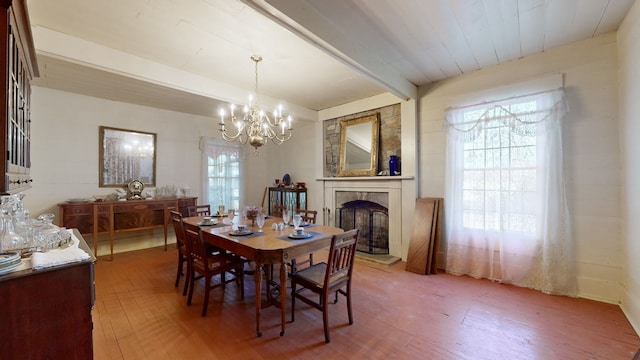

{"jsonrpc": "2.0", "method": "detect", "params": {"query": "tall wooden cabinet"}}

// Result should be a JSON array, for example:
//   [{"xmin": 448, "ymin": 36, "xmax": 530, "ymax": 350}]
[
  {"xmin": 268, "ymin": 186, "xmax": 307, "ymax": 216},
  {"xmin": 1, "ymin": 0, "xmax": 38, "ymax": 194}
]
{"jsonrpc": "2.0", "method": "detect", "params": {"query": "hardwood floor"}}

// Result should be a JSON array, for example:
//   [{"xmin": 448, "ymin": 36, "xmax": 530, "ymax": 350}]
[{"xmin": 92, "ymin": 246, "xmax": 639, "ymax": 359}]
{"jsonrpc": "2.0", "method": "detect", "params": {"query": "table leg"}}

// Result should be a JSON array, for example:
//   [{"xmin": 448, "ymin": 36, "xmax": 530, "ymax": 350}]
[
  {"xmin": 279, "ymin": 261, "xmax": 287, "ymax": 336},
  {"xmin": 254, "ymin": 261, "xmax": 263, "ymax": 337}
]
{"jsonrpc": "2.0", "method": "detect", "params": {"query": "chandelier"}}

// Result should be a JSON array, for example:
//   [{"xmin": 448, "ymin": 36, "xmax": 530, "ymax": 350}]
[{"xmin": 219, "ymin": 55, "xmax": 293, "ymax": 150}]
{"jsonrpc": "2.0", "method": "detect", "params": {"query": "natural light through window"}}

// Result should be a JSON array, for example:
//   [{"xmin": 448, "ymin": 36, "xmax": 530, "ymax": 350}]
[
  {"xmin": 201, "ymin": 138, "xmax": 243, "ymax": 210},
  {"xmin": 461, "ymin": 101, "xmax": 537, "ymax": 234}
]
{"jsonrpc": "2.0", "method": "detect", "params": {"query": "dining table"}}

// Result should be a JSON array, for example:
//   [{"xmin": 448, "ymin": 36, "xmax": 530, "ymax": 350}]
[{"xmin": 182, "ymin": 215, "xmax": 344, "ymax": 337}]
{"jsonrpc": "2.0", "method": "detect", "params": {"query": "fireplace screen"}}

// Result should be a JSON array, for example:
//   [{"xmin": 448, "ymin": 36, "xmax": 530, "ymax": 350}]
[{"xmin": 337, "ymin": 200, "xmax": 389, "ymax": 254}]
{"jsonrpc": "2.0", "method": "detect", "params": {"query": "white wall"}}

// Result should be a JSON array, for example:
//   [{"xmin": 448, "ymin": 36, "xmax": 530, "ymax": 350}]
[
  {"xmin": 262, "ymin": 119, "xmax": 322, "ymax": 211},
  {"xmin": 618, "ymin": 0, "xmax": 640, "ymax": 334},
  {"xmin": 418, "ymin": 32, "xmax": 622, "ymax": 304},
  {"xmin": 27, "ymin": 87, "xmax": 271, "ymax": 253}
]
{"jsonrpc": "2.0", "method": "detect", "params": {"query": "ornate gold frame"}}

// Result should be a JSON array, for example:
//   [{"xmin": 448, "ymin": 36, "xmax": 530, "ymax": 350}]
[{"xmin": 338, "ymin": 114, "xmax": 380, "ymax": 177}]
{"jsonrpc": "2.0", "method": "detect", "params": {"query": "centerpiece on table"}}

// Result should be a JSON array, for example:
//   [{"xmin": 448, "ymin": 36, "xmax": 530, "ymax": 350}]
[{"xmin": 244, "ymin": 206, "xmax": 261, "ymax": 226}]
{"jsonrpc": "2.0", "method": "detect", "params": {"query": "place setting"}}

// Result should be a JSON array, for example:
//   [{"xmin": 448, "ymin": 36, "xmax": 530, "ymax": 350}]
[
  {"xmin": 196, "ymin": 216, "xmax": 224, "ymax": 228},
  {"xmin": 286, "ymin": 227, "xmax": 316, "ymax": 240}
]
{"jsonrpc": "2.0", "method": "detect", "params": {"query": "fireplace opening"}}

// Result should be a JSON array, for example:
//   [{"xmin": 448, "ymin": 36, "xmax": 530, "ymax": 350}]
[{"xmin": 337, "ymin": 200, "xmax": 389, "ymax": 254}]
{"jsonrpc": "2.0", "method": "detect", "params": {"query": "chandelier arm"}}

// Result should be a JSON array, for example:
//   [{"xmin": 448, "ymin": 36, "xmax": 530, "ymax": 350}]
[{"xmin": 219, "ymin": 115, "xmax": 248, "ymax": 144}]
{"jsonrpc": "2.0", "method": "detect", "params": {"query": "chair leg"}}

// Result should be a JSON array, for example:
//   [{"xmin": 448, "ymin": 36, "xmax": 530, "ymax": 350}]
[
  {"xmin": 290, "ymin": 281, "xmax": 296, "ymax": 322},
  {"xmin": 322, "ymin": 292, "xmax": 330, "ymax": 343},
  {"xmin": 187, "ymin": 269, "xmax": 195, "ymax": 306},
  {"xmin": 182, "ymin": 262, "xmax": 190, "ymax": 296},
  {"xmin": 175, "ymin": 253, "xmax": 183, "ymax": 288},
  {"xmin": 202, "ymin": 274, "xmax": 211, "ymax": 317},
  {"xmin": 237, "ymin": 267, "xmax": 245, "ymax": 300},
  {"xmin": 346, "ymin": 285, "xmax": 353, "ymax": 325}
]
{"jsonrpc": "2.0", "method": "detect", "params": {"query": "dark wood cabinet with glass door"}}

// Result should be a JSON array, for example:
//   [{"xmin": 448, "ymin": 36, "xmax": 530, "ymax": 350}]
[
  {"xmin": 268, "ymin": 187, "xmax": 307, "ymax": 216},
  {"xmin": 1, "ymin": 0, "xmax": 39, "ymax": 194}
]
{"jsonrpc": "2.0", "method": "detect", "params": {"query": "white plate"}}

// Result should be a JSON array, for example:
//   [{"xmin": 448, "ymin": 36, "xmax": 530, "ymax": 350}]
[
  {"xmin": 0, "ymin": 252, "xmax": 20, "ymax": 266},
  {"xmin": 229, "ymin": 230, "xmax": 253, "ymax": 236},
  {"xmin": 0, "ymin": 259, "xmax": 22, "ymax": 276},
  {"xmin": 288, "ymin": 232, "xmax": 312, "ymax": 239},
  {"xmin": 197, "ymin": 221, "xmax": 218, "ymax": 226}
]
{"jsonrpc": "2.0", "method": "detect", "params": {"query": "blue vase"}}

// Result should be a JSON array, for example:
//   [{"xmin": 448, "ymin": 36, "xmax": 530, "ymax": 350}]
[{"xmin": 389, "ymin": 155, "xmax": 399, "ymax": 176}]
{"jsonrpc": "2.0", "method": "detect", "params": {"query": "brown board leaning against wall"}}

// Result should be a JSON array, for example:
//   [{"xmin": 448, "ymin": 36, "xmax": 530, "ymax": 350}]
[{"xmin": 406, "ymin": 198, "xmax": 443, "ymax": 275}]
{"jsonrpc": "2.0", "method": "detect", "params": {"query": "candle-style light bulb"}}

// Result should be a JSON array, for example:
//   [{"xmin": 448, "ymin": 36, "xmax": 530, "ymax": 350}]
[{"xmin": 220, "ymin": 108, "xmax": 225, "ymax": 123}]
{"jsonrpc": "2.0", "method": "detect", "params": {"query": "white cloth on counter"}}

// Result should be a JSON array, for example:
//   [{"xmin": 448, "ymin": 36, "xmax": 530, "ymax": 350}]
[{"xmin": 31, "ymin": 230, "xmax": 90, "ymax": 270}]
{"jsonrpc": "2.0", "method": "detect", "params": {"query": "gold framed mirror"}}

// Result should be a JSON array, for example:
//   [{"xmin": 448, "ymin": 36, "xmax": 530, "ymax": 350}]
[
  {"xmin": 338, "ymin": 114, "xmax": 380, "ymax": 177},
  {"xmin": 99, "ymin": 126, "xmax": 156, "ymax": 187}
]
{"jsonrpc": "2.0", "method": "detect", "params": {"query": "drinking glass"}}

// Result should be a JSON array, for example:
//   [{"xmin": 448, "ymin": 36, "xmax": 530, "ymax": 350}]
[
  {"xmin": 256, "ymin": 213, "xmax": 265, "ymax": 232},
  {"xmin": 282, "ymin": 209, "xmax": 290, "ymax": 225},
  {"xmin": 293, "ymin": 214, "xmax": 302, "ymax": 228},
  {"xmin": 227, "ymin": 209, "xmax": 235, "ymax": 224}
]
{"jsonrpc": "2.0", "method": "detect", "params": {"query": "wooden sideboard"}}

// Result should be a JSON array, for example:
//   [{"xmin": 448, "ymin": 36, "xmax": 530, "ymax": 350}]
[
  {"xmin": 59, "ymin": 197, "xmax": 197, "ymax": 258},
  {"xmin": 0, "ymin": 230, "xmax": 96, "ymax": 359}
]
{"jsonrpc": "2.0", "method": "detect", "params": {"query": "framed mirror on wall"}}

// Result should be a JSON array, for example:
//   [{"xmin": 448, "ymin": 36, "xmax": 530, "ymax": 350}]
[
  {"xmin": 338, "ymin": 114, "xmax": 380, "ymax": 177},
  {"xmin": 99, "ymin": 126, "xmax": 156, "ymax": 187}
]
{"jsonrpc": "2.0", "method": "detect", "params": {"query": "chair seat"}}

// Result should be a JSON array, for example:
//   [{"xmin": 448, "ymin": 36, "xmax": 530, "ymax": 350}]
[
  {"xmin": 192, "ymin": 253, "xmax": 244, "ymax": 273},
  {"xmin": 291, "ymin": 263, "xmax": 349, "ymax": 289},
  {"xmin": 292, "ymin": 263, "xmax": 326, "ymax": 287}
]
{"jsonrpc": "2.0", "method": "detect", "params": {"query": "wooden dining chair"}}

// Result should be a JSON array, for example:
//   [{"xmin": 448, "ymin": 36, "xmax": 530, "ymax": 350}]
[
  {"xmin": 290, "ymin": 229, "xmax": 359, "ymax": 343},
  {"xmin": 187, "ymin": 204, "xmax": 211, "ymax": 217},
  {"xmin": 289, "ymin": 208, "xmax": 318, "ymax": 272},
  {"xmin": 183, "ymin": 221, "xmax": 245, "ymax": 317},
  {"xmin": 170, "ymin": 210, "xmax": 190, "ymax": 296}
]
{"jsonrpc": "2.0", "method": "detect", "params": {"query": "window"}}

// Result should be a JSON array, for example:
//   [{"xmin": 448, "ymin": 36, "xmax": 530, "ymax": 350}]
[
  {"xmin": 200, "ymin": 138, "xmax": 243, "ymax": 210},
  {"xmin": 461, "ymin": 101, "xmax": 537, "ymax": 234},
  {"xmin": 444, "ymin": 88, "xmax": 575, "ymax": 296}
]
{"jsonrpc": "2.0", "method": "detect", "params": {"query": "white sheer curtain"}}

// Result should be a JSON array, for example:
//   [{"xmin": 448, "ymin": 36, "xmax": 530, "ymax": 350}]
[
  {"xmin": 444, "ymin": 88, "xmax": 576, "ymax": 296},
  {"xmin": 199, "ymin": 137, "xmax": 244, "ymax": 210}
]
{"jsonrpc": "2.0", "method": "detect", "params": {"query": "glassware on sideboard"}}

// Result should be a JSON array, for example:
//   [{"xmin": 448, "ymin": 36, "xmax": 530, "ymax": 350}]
[{"xmin": 0, "ymin": 194, "xmax": 72, "ymax": 256}]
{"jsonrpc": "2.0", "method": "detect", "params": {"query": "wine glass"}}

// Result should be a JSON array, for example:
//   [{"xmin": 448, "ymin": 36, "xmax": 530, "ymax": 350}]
[
  {"xmin": 227, "ymin": 209, "xmax": 235, "ymax": 225},
  {"xmin": 256, "ymin": 213, "xmax": 265, "ymax": 232},
  {"xmin": 293, "ymin": 213, "xmax": 302, "ymax": 228},
  {"xmin": 282, "ymin": 209, "xmax": 290, "ymax": 226}
]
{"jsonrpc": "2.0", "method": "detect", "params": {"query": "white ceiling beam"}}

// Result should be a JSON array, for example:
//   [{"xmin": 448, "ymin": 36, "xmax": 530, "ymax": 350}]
[{"xmin": 242, "ymin": 0, "xmax": 417, "ymax": 101}]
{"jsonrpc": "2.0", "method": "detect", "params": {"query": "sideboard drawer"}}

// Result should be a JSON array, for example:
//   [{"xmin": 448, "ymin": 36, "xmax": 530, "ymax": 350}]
[{"xmin": 65, "ymin": 204, "xmax": 92, "ymax": 215}]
